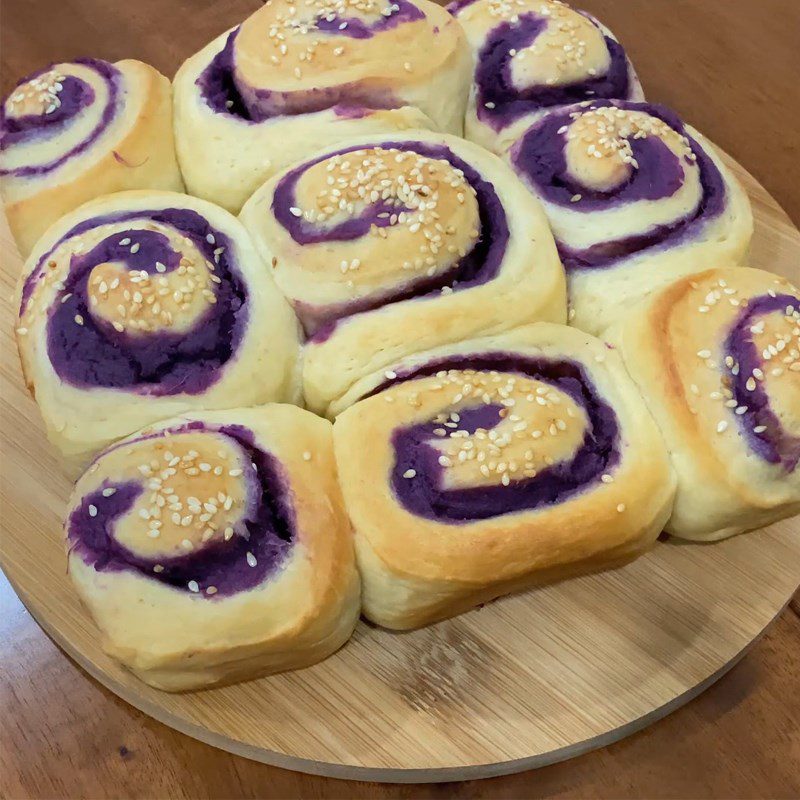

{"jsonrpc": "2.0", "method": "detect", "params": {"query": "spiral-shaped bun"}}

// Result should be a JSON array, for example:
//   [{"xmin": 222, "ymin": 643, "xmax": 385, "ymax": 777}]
[
  {"xmin": 173, "ymin": 0, "xmax": 470, "ymax": 212},
  {"xmin": 449, "ymin": 0, "xmax": 643, "ymax": 153},
  {"xmin": 332, "ymin": 322, "xmax": 675, "ymax": 628},
  {"xmin": 1, "ymin": 59, "xmax": 183, "ymax": 257},
  {"xmin": 240, "ymin": 131, "xmax": 566, "ymax": 415},
  {"xmin": 506, "ymin": 99, "xmax": 753, "ymax": 335},
  {"xmin": 65, "ymin": 406, "xmax": 359, "ymax": 690},
  {"xmin": 16, "ymin": 191, "xmax": 300, "ymax": 471},
  {"xmin": 607, "ymin": 267, "xmax": 800, "ymax": 541}
]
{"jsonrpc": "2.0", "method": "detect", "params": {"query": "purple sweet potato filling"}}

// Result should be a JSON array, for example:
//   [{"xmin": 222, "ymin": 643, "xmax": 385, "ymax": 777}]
[
  {"xmin": 0, "ymin": 58, "xmax": 120, "ymax": 178},
  {"xmin": 197, "ymin": 6, "xmax": 420, "ymax": 123},
  {"xmin": 270, "ymin": 140, "xmax": 509, "ymax": 340},
  {"xmin": 22, "ymin": 208, "xmax": 247, "ymax": 396},
  {"xmin": 315, "ymin": 0, "xmax": 424, "ymax": 38},
  {"xmin": 67, "ymin": 422, "xmax": 294, "ymax": 596},
  {"xmin": 449, "ymin": 6, "xmax": 632, "ymax": 131},
  {"xmin": 725, "ymin": 293, "xmax": 800, "ymax": 470},
  {"xmin": 363, "ymin": 352, "xmax": 620, "ymax": 522},
  {"xmin": 510, "ymin": 100, "xmax": 727, "ymax": 270}
]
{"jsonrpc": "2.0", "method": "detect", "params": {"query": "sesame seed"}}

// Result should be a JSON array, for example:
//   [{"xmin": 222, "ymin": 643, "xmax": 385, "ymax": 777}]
[
  {"xmin": 403, "ymin": 469, "xmax": 416, "ymax": 478},
  {"xmin": 617, "ymin": 503, "xmax": 626, "ymax": 513},
  {"xmin": 188, "ymin": 580, "xmax": 200, "ymax": 593},
  {"xmin": 246, "ymin": 552, "xmax": 257, "ymax": 567},
  {"xmin": 716, "ymin": 420, "xmax": 728, "ymax": 433},
  {"xmin": 88, "ymin": 505, "xmax": 97, "ymax": 517},
  {"xmin": 303, "ymin": 451, "xmax": 312, "ymax": 461}
]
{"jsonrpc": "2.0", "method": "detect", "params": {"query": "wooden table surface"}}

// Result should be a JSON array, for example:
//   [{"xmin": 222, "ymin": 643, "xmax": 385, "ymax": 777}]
[{"xmin": 1, "ymin": 1, "xmax": 799, "ymax": 797}]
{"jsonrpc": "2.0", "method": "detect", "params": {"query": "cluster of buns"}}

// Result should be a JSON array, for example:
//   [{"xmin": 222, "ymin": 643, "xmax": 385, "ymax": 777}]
[{"xmin": 3, "ymin": 0, "xmax": 795, "ymax": 690}]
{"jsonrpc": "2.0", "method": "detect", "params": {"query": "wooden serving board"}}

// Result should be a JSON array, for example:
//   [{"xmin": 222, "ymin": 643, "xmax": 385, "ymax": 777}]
[{"xmin": 1, "ymin": 156, "xmax": 798, "ymax": 783}]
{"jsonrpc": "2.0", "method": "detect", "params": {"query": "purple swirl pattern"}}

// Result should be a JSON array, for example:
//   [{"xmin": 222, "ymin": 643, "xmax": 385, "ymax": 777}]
[
  {"xmin": 19, "ymin": 207, "xmax": 248, "ymax": 396},
  {"xmin": 68, "ymin": 422, "xmax": 294, "ymax": 597}
]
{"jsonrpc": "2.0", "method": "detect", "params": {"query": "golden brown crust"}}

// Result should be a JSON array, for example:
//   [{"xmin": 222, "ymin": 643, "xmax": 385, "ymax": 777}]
[
  {"xmin": 4, "ymin": 60, "xmax": 184, "ymax": 259},
  {"xmin": 66, "ymin": 406, "xmax": 360, "ymax": 691},
  {"xmin": 333, "ymin": 323, "xmax": 676, "ymax": 628},
  {"xmin": 606, "ymin": 267, "xmax": 800, "ymax": 540}
]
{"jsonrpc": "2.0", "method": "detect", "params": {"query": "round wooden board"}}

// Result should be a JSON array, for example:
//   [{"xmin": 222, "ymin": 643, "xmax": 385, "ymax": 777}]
[{"xmin": 1, "ymin": 155, "xmax": 799, "ymax": 784}]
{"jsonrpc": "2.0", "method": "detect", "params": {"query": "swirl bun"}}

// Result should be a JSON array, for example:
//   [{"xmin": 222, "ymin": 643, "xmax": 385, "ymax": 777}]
[
  {"xmin": 173, "ymin": 0, "xmax": 470, "ymax": 212},
  {"xmin": 65, "ymin": 406, "xmax": 359, "ymax": 690},
  {"xmin": 1, "ymin": 59, "xmax": 183, "ymax": 257},
  {"xmin": 15, "ymin": 191, "xmax": 300, "ymax": 471},
  {"xmin": 506, "ymin": 100, "xmax": 753, "ymax": 334},
  {"xmin": 450, "ymin": 0, "xmax": 643, "ymax": 153},
  {"xmin": 607, "ymin": 267, "xmax": 800, "ymax": 541},
  {"xmin": 332, "ymin": 322, "xmax": 675, "ymax": 628},
  {"xmin": 240, "ymin": 131, "xmax": 566, "ymax": 415}
]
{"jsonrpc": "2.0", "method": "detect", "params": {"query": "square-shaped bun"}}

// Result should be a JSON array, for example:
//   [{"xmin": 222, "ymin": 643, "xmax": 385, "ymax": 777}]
[
  {"xmin": 606, "ymin": 267, "xmax": 800, "ymax": 541},
  {"xmin": 333, "ymin": 323, "xmax": 675, "ymax": 628},
  {"xmin": 65, "ymin": 405, "xmax": 360, "ymax": 690}
]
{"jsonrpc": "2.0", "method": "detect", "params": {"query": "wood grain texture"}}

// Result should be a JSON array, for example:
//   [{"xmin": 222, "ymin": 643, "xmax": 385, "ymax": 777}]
[
  {"xmin": 1, "ymin": 157, "xmax": 799, "ymax": 786},
  {"xmin": 1, "ymin": 0, "xmax": 800, "ymax": 795}
]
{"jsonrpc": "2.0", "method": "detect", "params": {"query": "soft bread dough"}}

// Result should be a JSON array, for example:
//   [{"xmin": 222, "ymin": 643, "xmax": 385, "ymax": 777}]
[
  {"xmin": 1, "ymin": 59, "xmax": 183, "ymax": 258},
  {"xmin": 173, "ymin": 0, "xmax": 471, "ymax": 212},
  {"xmin": 15, "ymin": 190, "xmax": 301, "ymax": 473},
  {"xmin": 606, "ymin": 267, "xmax": 800, "ymax": 541},
  {"xmin": 65, "ymin": 406, "xmax": 360, "ymax": 691},
  {"xmin": 504, "ymin": 100, "xmax": 753, "ymax": 335},
  {"xmin": 451, "ymin": 0, "xmax": 643, "ymax": 154},
  {"xmin": 240, "ymin": 130, "xmax": 567, "ymax": 416},
  {"xmin": 332, "ymin": 322, "xmax": 676, "ymax": 628}
]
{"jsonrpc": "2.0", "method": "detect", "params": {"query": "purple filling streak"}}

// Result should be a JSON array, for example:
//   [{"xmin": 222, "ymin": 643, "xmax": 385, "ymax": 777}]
[
  {"xmin": 510, "ymin": 100, "xmax": 727, "ymax": 271},
  {"xmin": 364, "ymin": 352, "xmax": 620, "ymax": 522},
  {"xmin": 315, "ymin": 0, "xmax": 424, "ymax": 38},
  {"xmin": 724, "ymin": 293, "xmax": 800, "ymax": 470},
  {"xmin": 271, "ymin": 140, "xmax": 509, "ymax": 339},
  {"xmin": 459, "ymin": 9, "xmax": 631, "ymax": 131},
  {"xmin": 67, "ymin": 422, "xmax": 294, "ymax": 597},
  {"xmin": 0, "ymin": 58, "xmax": 120, "ymax": 178},
  {"xmin": 197, "ymin": 27, "xmax": 401, "ymax": 122},
  {"xmin": 22, "ymin": 208, "xmax": 247, "ymax": 396}
]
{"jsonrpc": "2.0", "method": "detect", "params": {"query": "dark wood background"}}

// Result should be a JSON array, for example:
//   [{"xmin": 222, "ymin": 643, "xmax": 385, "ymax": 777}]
[{"xmin": 2, "ymin": 1, "xmax": 799, "ymax": 797}]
